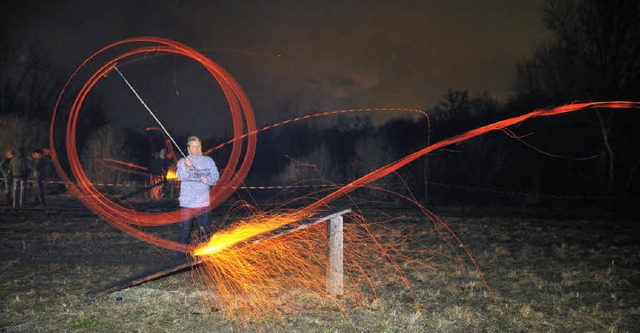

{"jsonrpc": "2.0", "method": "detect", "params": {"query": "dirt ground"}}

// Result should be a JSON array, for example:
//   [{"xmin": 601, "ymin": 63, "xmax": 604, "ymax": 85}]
[{"xmin": 1, "ymin": 193, "xmax": 639, "ymax": 332}]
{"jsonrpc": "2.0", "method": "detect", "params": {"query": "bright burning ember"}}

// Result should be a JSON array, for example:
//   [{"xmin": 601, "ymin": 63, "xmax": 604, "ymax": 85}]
[
  {"xmin": 165, "ymin": 166, "xmax": 177, "ymax": 180},
  {"xmin": 192, "ymin": 213, "xmax": 301, "ymax": 257}
]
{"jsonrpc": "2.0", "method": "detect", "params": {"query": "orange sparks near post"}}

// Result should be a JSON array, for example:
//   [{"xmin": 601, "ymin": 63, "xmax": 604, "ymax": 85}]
[
  {"xmin": 192, "ymin": 208, "xmax": 351, "ymax": 258},
  {"xmin": 93, "ymin": 208, "xmax": 351, "ymax": 299},
  {"xmin": 192, "ymin": 208, "xmax": 358, "ymax": 317}
]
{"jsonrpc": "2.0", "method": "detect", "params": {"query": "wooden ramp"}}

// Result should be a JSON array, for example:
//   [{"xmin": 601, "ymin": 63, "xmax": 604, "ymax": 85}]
[{"xmin": 91, "ymin": 207, "xmax": 351, "ymax": 298}]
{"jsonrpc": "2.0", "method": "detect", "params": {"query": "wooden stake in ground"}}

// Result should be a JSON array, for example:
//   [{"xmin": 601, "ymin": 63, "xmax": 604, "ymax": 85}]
[
  {"xmin": 327, "ymin": 214, "xmax": 344, "ymax": 297},
  {"xmin": 92, "ymin": 208, "xmax": 351, "ymax": 298}
]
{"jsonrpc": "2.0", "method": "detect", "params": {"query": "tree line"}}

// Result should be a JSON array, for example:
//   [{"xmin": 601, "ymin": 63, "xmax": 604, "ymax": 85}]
[{"xmin": 1, "ymin": 0, "xmax": 638, "ymax": 210}]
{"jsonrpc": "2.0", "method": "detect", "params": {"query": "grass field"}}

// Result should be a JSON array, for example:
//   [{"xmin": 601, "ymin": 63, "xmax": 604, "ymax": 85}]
[{"xmin": 1, "ymin": 194, "xmax": 638, "ymax": 332}]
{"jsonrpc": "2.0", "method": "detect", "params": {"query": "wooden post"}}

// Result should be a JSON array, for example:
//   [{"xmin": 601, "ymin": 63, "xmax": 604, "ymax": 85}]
[{"xmin": 327, "ymin": 215, "xmax": 344, "ymax": 297}]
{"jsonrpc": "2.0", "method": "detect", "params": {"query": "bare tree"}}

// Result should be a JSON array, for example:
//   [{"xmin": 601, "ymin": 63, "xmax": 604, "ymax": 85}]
[
  {"xmin": 1, "ymin": 4, "xmax": 62, "ymax": 148},
  {"xmin": 0, "ymin": 114, "xmax": 48, "ymax": 153},
  {"xmin": 515, "ymin": 0, "xmax": 640, "ymax": 195},
  {"xmin": 433, "ymin": 89, "xmax": 471, "ymax": 122},
  {"xmin": 80, "ymin": 125, "xmax": 133, "ymax": 193}
]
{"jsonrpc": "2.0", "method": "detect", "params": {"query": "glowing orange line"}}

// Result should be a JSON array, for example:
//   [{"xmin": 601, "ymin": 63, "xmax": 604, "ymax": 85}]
[
  {"xmin": 205, "ymin": 107, "xmax": 431, "ymax": 155},
  {"xmin": 102, "ymin": 158, "xmax": 149, "ymax": 171}
]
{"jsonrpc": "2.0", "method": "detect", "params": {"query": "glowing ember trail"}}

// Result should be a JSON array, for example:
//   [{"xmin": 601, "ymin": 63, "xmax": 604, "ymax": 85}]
[
  {"xmin": 50, "ymin": 35, "xmax": 640, "ymax": 322},
  {"xmin": 101, "ymin": 158, "xmax": 149, "ymax": 177},
  {"xmin": 193, "ymin": 214, "xmax": 301, "ymax": 256}
]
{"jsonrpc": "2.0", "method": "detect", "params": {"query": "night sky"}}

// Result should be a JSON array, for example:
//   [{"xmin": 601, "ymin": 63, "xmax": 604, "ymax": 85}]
[{"xmin": 4, "ymin": 0, "xmax": 551, "ymax": 136}]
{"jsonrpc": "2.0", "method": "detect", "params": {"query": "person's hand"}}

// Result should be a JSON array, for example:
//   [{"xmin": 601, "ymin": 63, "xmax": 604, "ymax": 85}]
[
  {"xmin": 185, "ymin": 158, "xmax": 194, "ymax": 168},
  {"xmin": 200, "ymin": 176, "xmax": 208, "ymax": 184}
]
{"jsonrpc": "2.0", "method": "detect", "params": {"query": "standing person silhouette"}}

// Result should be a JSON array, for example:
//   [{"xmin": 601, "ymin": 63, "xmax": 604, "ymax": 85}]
[
  {"xmin": 176, "ymin": 136, "xmax": 219, "ymax": 259},
  {"xmin": 148, "ymin": 149, "xmax": 169, "ymax": 200},
  {"xmin": 1, "ymin": 150, "xmax": 13, "ymax": 205},
  {"xmin": 30, "ymin": 149, "xmax": 46, "ymax": 208},
  {"xmin": 10, "ymin": 148, "xmax": 27, "ymax": 209}
]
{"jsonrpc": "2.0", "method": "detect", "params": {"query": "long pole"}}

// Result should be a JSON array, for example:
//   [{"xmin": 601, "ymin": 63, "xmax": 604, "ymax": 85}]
[
  {"xmin": 113, "ymin": 66, "xmax": 187, "ymax": 159},
  {"xmin": 112, "ymin": 65, "xmax": 203, "ymax": 177}
]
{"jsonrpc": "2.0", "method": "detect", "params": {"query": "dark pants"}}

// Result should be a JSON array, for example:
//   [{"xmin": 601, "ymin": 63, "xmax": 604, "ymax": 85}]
[
  {"xmin": 179, "ymin": 206, "xmax": 211, "ymax": 245},
  {"xmin": 3, "ymin": 176, "xmax": 11, "ymax": 204},
  {"xmin": 12, "ymin": 178, "xmax": 26, "ymax": 208},
  {"xmin": 33, "ymin": 178, "xmax": 45, "ymax": 206}
]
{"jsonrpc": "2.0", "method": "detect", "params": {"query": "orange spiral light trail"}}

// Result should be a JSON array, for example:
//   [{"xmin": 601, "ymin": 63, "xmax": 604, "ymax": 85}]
[
  {"xmin": 50, "ymin": 37, "xmax": 257, "ymax": 252},
  {"xmin": 49, "ymin": 36, "xmax": 434, "ymax": 254}
]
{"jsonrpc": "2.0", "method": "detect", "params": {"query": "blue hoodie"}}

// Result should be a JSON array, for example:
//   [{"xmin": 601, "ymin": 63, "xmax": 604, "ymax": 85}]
[{"xmin": 176, "ymin": 155, "xmax": 219, "ymax": 208}]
